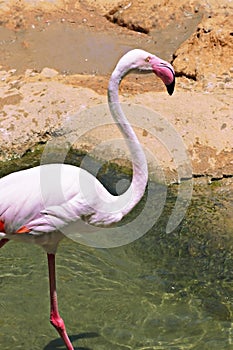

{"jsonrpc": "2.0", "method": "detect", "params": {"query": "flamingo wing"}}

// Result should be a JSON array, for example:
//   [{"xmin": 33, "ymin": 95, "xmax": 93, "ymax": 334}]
[{"xmin": 0, "ymin": 164, "xmax": 99, "ymax": 237}]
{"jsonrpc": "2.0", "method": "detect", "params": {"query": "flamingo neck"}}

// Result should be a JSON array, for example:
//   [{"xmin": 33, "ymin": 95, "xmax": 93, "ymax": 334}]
[{"xmin": 108, "ymin": 70, "xmax": 148, "ymax": 216}]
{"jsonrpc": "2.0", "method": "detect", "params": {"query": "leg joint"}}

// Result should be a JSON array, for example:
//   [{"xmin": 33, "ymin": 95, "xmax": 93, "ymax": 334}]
[{"xmin": 50, "ymin": 312, "xmax": 66, "ymax": 332}]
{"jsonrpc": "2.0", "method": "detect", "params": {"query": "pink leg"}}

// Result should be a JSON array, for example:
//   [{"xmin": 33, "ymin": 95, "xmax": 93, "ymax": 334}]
[
  {"xmin": 0, "ymin": 238, "xmax": 9, "ymax": 248},
  {"xmin": 47, "ymin": 253, "xmax": 74, "ymax": 350}
]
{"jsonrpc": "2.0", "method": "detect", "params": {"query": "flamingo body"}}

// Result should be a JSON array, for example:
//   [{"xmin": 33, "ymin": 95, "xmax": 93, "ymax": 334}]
[
  {"xmin": 0, "ymin": 49, "xmax": 175, "ymax": 350},
  {"xmin": 0, "ymin": 164, "xmax": 123, "ymax": 252}
]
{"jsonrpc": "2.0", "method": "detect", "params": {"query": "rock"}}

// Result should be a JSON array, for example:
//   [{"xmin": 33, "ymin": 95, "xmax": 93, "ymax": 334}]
[
  {"xmin": 40, "ymin": 67, "xmax": 59, "ymax": 78},
  {"xmin": 104, "ymin": 0, "xmax": 201, "ymax": 34},
  {"xmin": 0, "ymin": 70, "xmax": 9, "ymax": 81},
  {"xmin": 0, "ymin": 0, "xmax": 232, "ymax": 180},
  {"xmin": 172, "ymin": 15, "xmax": 233, "ymax": 81},
  {"xmin": 25, "ymin": 69, "xmax": 38, "ymax": 78}
]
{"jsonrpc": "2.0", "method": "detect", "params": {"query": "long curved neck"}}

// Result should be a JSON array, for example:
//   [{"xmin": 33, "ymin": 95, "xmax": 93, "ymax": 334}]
[{"xmin": 108, "ymin": 69, "xmax": 148, "ymax": 216}]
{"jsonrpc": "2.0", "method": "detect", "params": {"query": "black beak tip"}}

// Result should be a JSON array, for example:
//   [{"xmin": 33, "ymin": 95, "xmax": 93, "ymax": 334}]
[{"xmin": 166, "ymin": 77, "xmax": 175, "ymax": 95}]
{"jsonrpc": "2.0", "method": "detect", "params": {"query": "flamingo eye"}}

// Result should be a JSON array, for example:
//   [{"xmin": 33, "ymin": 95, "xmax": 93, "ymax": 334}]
[{"xmin": 145, "ymin": 56, "xmax": 151, "ymax": 62}]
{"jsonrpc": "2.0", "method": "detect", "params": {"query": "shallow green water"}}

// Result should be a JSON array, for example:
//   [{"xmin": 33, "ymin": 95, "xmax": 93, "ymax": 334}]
[{"xmin": 0, "ymin": 181, "xmax": 233, "ymax": 350}]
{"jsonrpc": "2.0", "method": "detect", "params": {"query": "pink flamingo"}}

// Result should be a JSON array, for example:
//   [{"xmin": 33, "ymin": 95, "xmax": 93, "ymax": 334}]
[{"xmin": 0, "ymin": 49, "xmax": 175, "ymax": 350}]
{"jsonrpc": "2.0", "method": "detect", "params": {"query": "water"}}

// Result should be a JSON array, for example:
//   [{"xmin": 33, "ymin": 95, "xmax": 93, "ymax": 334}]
[
  {"xmin": 0, "ymin": 14, "xmax": 201, "ymax": 74},
  {"xmin": 0, "ymin": 180, "xmax": 232, "ymax": 350}
]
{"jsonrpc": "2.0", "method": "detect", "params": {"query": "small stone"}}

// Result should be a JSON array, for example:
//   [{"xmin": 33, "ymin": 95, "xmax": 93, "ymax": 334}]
[
  {"xmin": 0, "ymin": 70, "xmax": 9, "ymax": 81},
  {"xmin": 25, "ymin": 69, "xmax": 37, "ymax": 78},
  {"xmin": 9, "ymin": 69, "xmax": 17, "ymax": 75},
  {"xmin": 218, "ymin": 82, "xmax": 225, "ymax": 89},
  {"xmin": 225, "ymin": 82, "xmax": 233, "ymax": 89},
  {"xmin": 40, "ymin": 67, "xmax": 59, "ymax": 78},
  {"xmin": 224, "ymin": 76, "xmax": 231, "ymax": 83},
  {"xmin": 9, "ymin": 80, "xmax": 20, "ymax": 85},
  {"xmin": 205, "ymin": 82, "xmax": 215, "ymax": 91}
]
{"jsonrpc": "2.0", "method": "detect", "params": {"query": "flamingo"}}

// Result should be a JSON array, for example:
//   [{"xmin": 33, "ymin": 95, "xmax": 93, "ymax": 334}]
[{"xmin": 0, "ymin": 49, "xmax": 175, "ymax": 350}]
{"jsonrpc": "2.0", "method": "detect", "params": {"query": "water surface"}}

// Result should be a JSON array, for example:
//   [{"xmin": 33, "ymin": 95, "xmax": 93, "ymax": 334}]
[
  {"xmin": 0, "ymin": 181, "xmax": 232, "ymax": 350},
  {"xmin": 0, "ymin": 14, "xmax": 200, "ymax": 74}
]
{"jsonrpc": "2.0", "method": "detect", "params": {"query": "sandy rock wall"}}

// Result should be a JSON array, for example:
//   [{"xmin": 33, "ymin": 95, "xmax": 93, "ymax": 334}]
[
  {"xmin": 0, "ymin": 0, "xmax": 232, "ymax": 182},
  {"xmin": 172, "ymin": 15, "xmax": 233, "ymax": 83}
]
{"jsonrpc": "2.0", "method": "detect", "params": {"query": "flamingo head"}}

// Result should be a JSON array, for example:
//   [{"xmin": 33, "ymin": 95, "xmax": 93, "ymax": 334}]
[
  {"xmin": 148, "ymin": 55, "xmax": 175, "ymax": 95},
  {"xmin": 114, "ymin": 49, "xmax": 175, "ymax": 95}
]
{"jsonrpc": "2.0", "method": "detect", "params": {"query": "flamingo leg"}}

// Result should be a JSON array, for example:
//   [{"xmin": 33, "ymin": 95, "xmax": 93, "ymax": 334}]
[
  {"xmin": 47, "ymin": 253, "xmax": 74, "ymax": 350},
  {"xmin": 0, "ymin": 238, "xmax": 9, "ymax": 248}
]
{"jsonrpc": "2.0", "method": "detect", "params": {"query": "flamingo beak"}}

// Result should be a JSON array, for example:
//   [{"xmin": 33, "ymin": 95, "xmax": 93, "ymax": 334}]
[
  {"xmin": 150, "ymin": 56, "xmax": 176, "ymax": 95},
  {"xmin": 166, "ymin": 76, "xmax": 175, "ymax": 95}
]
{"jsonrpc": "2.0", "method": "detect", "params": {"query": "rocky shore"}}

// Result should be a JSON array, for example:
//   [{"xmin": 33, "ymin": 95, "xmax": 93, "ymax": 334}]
[{"xmin": 0, "ymin": 0, "xmax": 232, "ymax": 183}]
